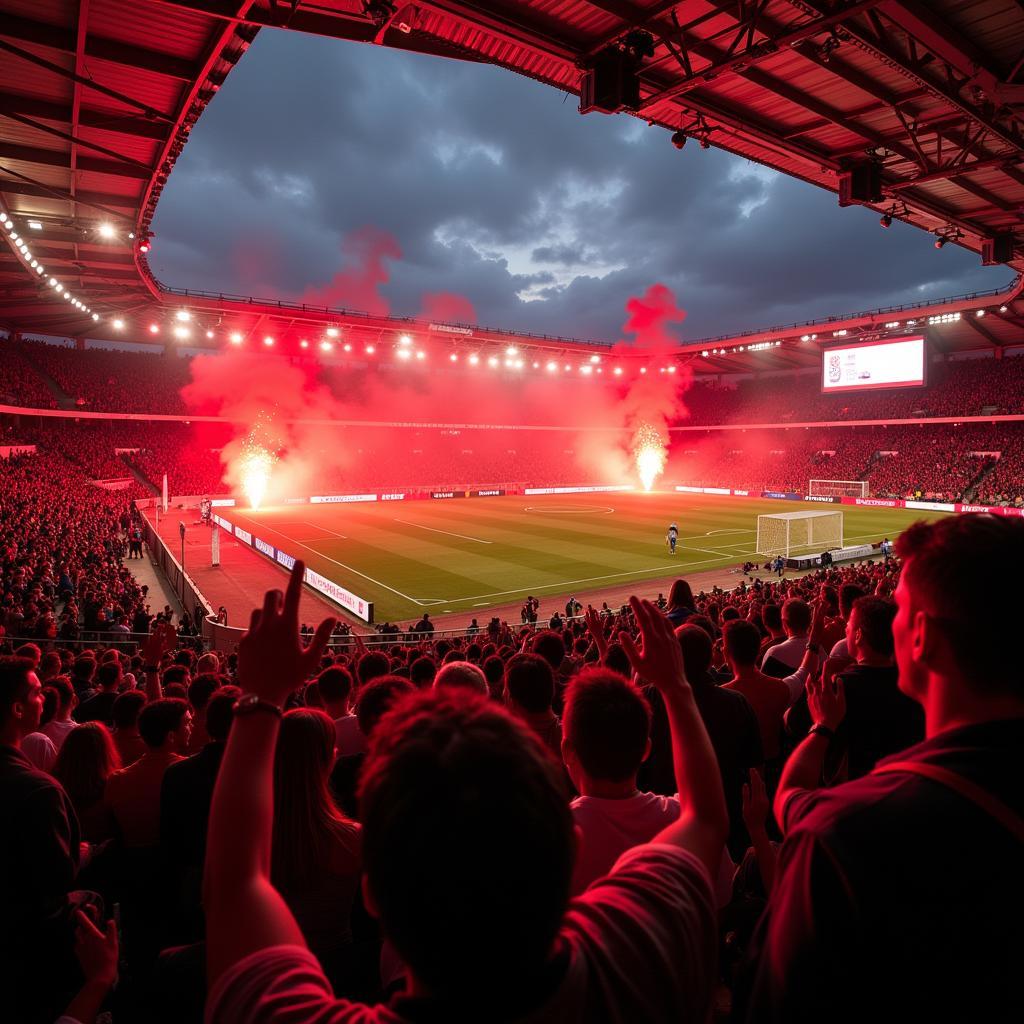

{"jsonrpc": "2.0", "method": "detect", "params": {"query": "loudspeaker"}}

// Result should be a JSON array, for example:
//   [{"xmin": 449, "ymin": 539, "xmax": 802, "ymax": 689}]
[
  {"xmin": 982, "ymin": 234, "xmax": 1015, "ymax": 266},
  {"xmin": 579, "ymin": 49, "xmax": 640, "ymax": 114},
  {"xmin": 838, "ymin": 163, "xmax": 883, "ymax": 207}
]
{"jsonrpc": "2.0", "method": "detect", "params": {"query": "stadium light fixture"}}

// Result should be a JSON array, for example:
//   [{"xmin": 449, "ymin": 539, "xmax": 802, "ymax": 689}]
[
  {"xmin": 300, "ymin": 340, "xmax": 310, "ymax": 349},
  {"xmin": 514, "ymin": 358, "xmax": 524, "ymax": 369},
  {"xmin": 149, "ymin": 323, "xmax": 160, "ymax": 334},
  {"xmin": 416, "ymin": 351, "xmax": 426, "ymax": 360},
  {"xmin": 546, "ymin": 361, "xmax": 558, "ymax": 372},
  {"xmin": 365, "ymin": 345, "xmax": 375, "ymax": 355},
  {"xmin": 670, "ymin": 130, "xmax": 687, "ymax": 150},
  {"xmin": 397, "ymin": 348, "xmax": 412, "ymax": 361},
  {"xmin": 91, "ymin": 313, "xmax": 99, "ymax": 321},
  {"xmin": 320, "ymin": 340, "xmax": 332, "ymax": 351},
  {"xmin": 326, "ymin": 327, "xmax": 339, "ymax": 338},
  {"xmin": 28, "ymin": 220, "xmax": 43, "ymax": 231},
  {"xmin": 98, "ymin": 223, "xmax": 116, "ymax": 239},
  {"xmin": 564, "ymin": 364, "xmax": 572, "ymax": 372},
  {"xmin": 468, "ymin": 354, "xmax": 479, "ymax": 365},
  {"xmin": 173, "ymin": 326, "xmax": 190, "ymax": 340},
  {"xmin": 614, "ymin": 366, "xmax": 623, "ymax": 375},
  {"xmin": 506, "ymin": 345, "xmax": 518, "ymax": 356},
  {"xmin": 668, "ymin": 365, "xmax": 677, "ymax": 373},
  {"xmin": 590, "ymin": 355, "xmax": 600, "ymax": 364},
  {"xmin": 112, "ymin": 319, "xmax": 124, "ymax": 330},
  {"xmin": 343, "ymin": 343, "xmax": 352, "ymax": 352},
  {"xmin": 138, "ymin": 239, "xmax": 151, "ymax": 254},
  {"xmin": 263, "ymin": 336, "xmax": 274, "ymax": 346},
  {"xmin": 229, "ymin": 332, "xmax": 243, "ymax": 344},
  {"xmin": 206, "ymin": 330, "xmax": 215, "ymax": 339},
  {"xmin": 36, "ymin": 265, "xmax": 44, "ymax": 275},
  {"xmin": 449, "ymin": 353, "xmax": 458, "ymax": 362},
  {"xmin": 640, "ymin": 367, "xmax": 647, "ymax": 374},
  {"xmin": 399, "ymin": 334, "xmax": 413, "ymax": 347},
  {"xmin": 532, "ymin": 361, "xmax": 539, "ymax": 369},
  {"xmin": 175, "ymin": 309, "xmax": 190, "ymax": 321},
  {"xmin": 488, "ymin": 356, "xmax": 499, "ymax": 367},
  {"xmin": 1000, "ymin": 305, "xmax": 1008, "ymax": 313},
  {"xmin": 976, "ymin": 309, "xmax": 986, "ymax": 317},
  {"xmin": 580, "ymin": 365, "xmax": 593, "ymax": 375}
]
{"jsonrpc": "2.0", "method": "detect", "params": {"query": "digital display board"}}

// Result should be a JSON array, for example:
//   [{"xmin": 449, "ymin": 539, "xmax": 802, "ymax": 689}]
[{"xmin": 821, "ymin": 336, "xmax": 926, "ymax": 393}]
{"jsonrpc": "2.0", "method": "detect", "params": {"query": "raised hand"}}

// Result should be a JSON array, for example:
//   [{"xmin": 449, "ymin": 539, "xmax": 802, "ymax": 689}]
[
  {"xmin": 584, "ymin": 606, "xmax": 608, "ymax": 660},
  {"xmin": 619, "ymin": 596, "xmax": 689, "ymax": 696},
  {"xmin": 141, "ymin": 619, "xmax": 176, "ymax": 665},
  {"xmin": 238, "ymin": 560, "xmax": 336, "ymax": 705},
  {"xmin": 807, "ymin": 671, "xmax": 846, "ymax": 731},
  {"xmin": 73, "ymin": 909, "xmax": 118, "ymax": 987}
]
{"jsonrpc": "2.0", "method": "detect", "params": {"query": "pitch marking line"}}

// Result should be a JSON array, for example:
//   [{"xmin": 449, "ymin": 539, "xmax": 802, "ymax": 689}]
[
  {"xmin": 304, "ymin": 521, "xmax": 348, "ymax": 540},
  {"xmin": 393, "ymin": 519, "xmax": 492, "ymax": 545},
  {"xmin": 229, "ymin": 515, "xmax": 438, "ymax": 607}
]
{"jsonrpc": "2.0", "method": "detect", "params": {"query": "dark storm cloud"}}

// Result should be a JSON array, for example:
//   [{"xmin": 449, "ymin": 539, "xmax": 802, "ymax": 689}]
[{"xmin": 151, "ymin": 29, "xmax": 1009, "ymax": 342}]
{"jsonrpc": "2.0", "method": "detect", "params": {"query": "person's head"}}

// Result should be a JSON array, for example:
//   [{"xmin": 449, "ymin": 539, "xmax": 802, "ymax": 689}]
[
  {"xmin": 39, "ymin": 651, "xmax": 62, "ymax": 681},
  {"xmin": 409, "ymin": 656, "xmax": 436, "ymax": 690},
  {"xmin": 205, "ymin": 686, "xmax": 240, "ymax": 743},
  {"xmin": 839, "ymin": 583, "xmax": 866, "ymax": 619},
  {"xmin": 0, "ymin": 657, "xmax": 43, "ymax": 742},
  {"xmin": 359, "ymin": 690, "xmax": 574, "ymax": 1001},
  {"xmin": 674, "ymin": 624, "xmax": 713, "ymax": 683},
  {"xmin": 72, "ymin": 656, "xmax": 96, "ymax": 688},
  {"xmin": 187, "ymin": 673, "xmax": 220, "ymax": 716},
  {"xmin": 846, "ymin": 595, "xmax": 896, "ymax": 663},
  {"xmin": 272, "ymin": 709, "xmax": 356, "ymax": 891},
  {"xmin": 895, "ymin": 516, "xmax": 1024, "ymax": 713},
  {"xmin": 53, "ymin": 723, "xmax": 121, "ymax": 807},
  {"xmin": 196, "ymin": 652, "xmax": 219, "ymax": 675},
  {"xmin": 137, "ymin": 698, "xmax": 191, "ymax": 753},
  {"xmin": 111, "ymin": 689, "xmax": 146, "ymax": 733},
  {"xmin": 355, "ymin": 675, "xmax": 415, "ymax": 738},
  {"xmin": 316, "ymin": 665, "xmax": 354, "ymax": 715},
  {"xmin": 781, "ymin": 598, "xmax": 812, "ymax": 638},
  {"xmin": 562, "ymin": 668, "xmax": 651, "ymax": 789},
  {"xmin": 530, "ymin": 631, "xmax": 565, "ymax": 673},
  {"xmin": 95, "ymin": 661, "xmax": 122, "ymax": 692},
  {"xmin": 356, "ymin": 650, "xmax": 390, "ymax": 686},
  {"xmin": 723, "ymin": 619, "xmax": 762, "ymax": 670},
  {"xmin": 433, "ymin": 661, "xmax": 489, "ymax": 696},
  {"xmin": 762, "ymin": 603, "xmax": 782, "ymax": 635},
  {"xmin": 47, "ymin": 675, "xmax": 76, "ymax": 716},
  {"xmin": 668, "ymin": 578, "xmax": 695, "ymax": 610},
  {"xmin": 504, "ymin": 653, "xmax": 555, "ymax": 715},
  {"xmin": 15, "ymin": 643, "xmax": 41, "ymax": 669}
]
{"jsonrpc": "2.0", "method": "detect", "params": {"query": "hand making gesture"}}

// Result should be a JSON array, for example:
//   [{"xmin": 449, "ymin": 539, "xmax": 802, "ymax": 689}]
[
  {"xmin": 619, "ymin": 596, "xmax": 690, "ymax": 698},
  {"xmin": 584, "ymin": 605, "xmax": 609, "ymax": 661},
  {"xmin": 238, "ymin": 560, "xmax": 336, "ymax": 705},
  {"xmin": 807, "ymin": 670, "xmax": 846, "ymax": 732}
]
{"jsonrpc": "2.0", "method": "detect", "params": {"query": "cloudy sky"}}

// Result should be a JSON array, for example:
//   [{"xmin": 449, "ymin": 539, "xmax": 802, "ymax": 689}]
[{"xmin": 151, "ymin": 29, "xmax": 1010, "ymax": 344}]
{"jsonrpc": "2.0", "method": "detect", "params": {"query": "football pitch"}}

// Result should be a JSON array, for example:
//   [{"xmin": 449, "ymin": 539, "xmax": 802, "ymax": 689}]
[{"xmin": 223, "ymin": 492, "xmax": 943, "ymax": 624}]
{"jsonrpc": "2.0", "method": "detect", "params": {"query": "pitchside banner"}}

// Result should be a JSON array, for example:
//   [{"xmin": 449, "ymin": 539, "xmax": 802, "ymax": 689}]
[
  {"xmin": 762, "ymin": 491, "xmax": 802, "ymax": 501},
  {"xmin": 526, "ymin": 485, "xmax": 633, "ymax": 495},
  {"xmin": 304, "ymin": 567, "xmax": 373, "ymax": 623},
  {"xmin": 804, "ymin": 495, "xmax": 842, "ymax": 503},
  {"xmin": 310, "ymin": 493, "xmax": 378, "ymax": 504}
]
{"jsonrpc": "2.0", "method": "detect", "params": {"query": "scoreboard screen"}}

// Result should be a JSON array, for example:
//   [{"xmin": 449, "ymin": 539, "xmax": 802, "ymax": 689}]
[{"xmin": 821, "ymin": 336, "xmax": 926, "ymax": 394}]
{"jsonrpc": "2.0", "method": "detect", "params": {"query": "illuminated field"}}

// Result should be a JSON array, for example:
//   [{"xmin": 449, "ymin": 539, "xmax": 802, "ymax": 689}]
[{"xmin": 225, "ymin": 492, "xmax": 941, "ymax": 623}]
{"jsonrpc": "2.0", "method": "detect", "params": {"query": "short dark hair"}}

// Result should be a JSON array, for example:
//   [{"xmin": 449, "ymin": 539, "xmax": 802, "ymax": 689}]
[
  {"xmin": 563, "ymin": 668, "xmax": 651, "ymax": 781},
  {"xmin": 162, "ymin": 665, "xmax": 189, "ymax": 688},
  {"xmin": 188, "ymin": 673, "xmax": 221, "ymax": 711},
  {"xmin": 356, "ymin": 651, "xmax": 390, "ymax": 686},
  {"xmin": 897, "ymin": 515, "xmax": 1022, "ymax": 692},
  {"xmin": 723, "ymin": 619, "xmax": 762, "ymax": 666},
  {"xmin": 112, "ymin": 690, "xmax": 146, "ymax": 730},
  {"xmin": 138, "ymin": 698, "xmax": 189, "ymax": 748},
  {"xmin": 205, "ymin": 687, "xmax": 240, "ymax": 742},
  {"xmin": 782, "ymin": 598, "xmax": 812, "ymax": 634},
  {"xmin": 409, "ymin": 657, "xmax": 436, "ymax": 689},
  {"xmin": 359, "ymin": 691, "xmax": 573, "ymax": 1001},
  {"xmin": 0, "ymin": 657, "xmax": 35, "ymax": 718},
  {"xmin": 675, "ymin": 624, "xmax": 713, "ymax": 680},
  {"xmin": 668, "ymin": 578, "xmax": 695, "ymax": 609},
  {"xmin": 851, "ymin": 595, "xmax": 896, "ymax": 656},
  {"xmin": 72, "ymin": 657, "xmax": 96, "ymax": 684},
  {"xmin": 317, "ymin": 666, "xmax": 354, "ymax": 705},
  {"xmin": 47, "ymin": 675, "xmax": 75, "ymax": 708},
  {"xmin": 839, "ymin": 583, "xmax": 865, "ymax": 616},
  {"xmin": 762, "ymin": 603, "xmax": 782, "ymax": 632},
  {"xmin": 355, "ymin": 675, "xmax": 415, "ymax": 736},
  {"xmin": 530, "ymin": 631, "xmax": 564, "ymax": 672},
  {"xmin": 504, "ymin": 653, "xmax": 554, "ymax": 714}
]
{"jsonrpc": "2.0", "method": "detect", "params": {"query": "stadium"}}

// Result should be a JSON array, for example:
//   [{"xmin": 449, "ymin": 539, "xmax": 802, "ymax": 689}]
[{"xmin": 1, "ymin": 2, "xmax": 1022, "ymax": 1023}]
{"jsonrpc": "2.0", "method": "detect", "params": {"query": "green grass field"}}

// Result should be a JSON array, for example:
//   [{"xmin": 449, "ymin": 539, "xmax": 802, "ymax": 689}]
[{"xmin": 222, "ymin": 492, "xmax": 944, "ymax": 624}]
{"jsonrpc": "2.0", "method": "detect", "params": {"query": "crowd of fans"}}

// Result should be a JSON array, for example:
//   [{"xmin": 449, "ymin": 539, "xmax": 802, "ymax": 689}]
[{"xmin": 2, "ymin": 512, "xmax": 1020, "ymax": 1022}]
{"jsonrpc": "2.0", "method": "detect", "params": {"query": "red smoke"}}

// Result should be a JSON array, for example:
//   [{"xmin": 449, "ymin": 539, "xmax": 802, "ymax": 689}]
[
  {"xmin": 418, "ymin": 292, "xmax": 477, "ymax": 325},
  {"xmin": 301, "ymin": 226, "xmax": 401, "ymax": 315}
]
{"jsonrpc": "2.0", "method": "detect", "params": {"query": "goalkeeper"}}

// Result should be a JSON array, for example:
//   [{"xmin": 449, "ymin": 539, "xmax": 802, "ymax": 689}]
[{"xmin": 666, "ymin": 523, "xmax": 679, "ymax": 554}]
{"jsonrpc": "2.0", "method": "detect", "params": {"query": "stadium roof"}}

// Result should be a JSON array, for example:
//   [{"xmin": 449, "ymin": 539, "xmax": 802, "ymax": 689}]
[{"xmin": 1, "ymin": 0, "xmax": 1023, "ymax": 357}]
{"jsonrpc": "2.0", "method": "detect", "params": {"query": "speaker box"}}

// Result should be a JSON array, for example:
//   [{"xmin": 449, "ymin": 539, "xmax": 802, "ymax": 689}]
[
  {"xmin": 982, "ymin": 234, "xmax": 1015, "ymax": 266},
  {"xmin": 579, "ymin": 49, "xmax": 640, "ymax": 114},
  {"xmin": 838, "ymin": 163, "xmax": 883, "ymax": 207}
]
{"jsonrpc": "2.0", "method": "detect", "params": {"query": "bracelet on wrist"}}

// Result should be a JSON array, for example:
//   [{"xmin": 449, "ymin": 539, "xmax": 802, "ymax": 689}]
[
  {"xmin": 808, "ymin": 723, "xmax": 836, "ymax": 740},
  {"xmin": 233, "ymin": 694, "xmax": 283, "ymax": 718}
]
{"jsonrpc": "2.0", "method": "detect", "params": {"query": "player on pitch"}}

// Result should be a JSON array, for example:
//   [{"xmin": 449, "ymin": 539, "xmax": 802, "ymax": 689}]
[{"xmin": 667, "ymin": 522, "xmax": 679, "ymax": 554}]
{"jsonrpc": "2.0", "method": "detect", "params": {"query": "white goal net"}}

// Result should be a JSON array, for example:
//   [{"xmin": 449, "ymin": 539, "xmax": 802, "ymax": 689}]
[
  {"xmin": 756, "ymin": 510, "xmax": 844, "ymax": 558},
  {"xmin": 809, "ymin": 479, "xmax": 869, "ymax": 498}
]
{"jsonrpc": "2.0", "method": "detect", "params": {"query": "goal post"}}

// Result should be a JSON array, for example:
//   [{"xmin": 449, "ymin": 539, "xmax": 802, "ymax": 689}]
[
  {"xmin": 809, "ymin": 479, "xmax": 869, "ymax": 498},
  {"xmin": 756, "ymin": 510, "xmax": 844, "ymax": 558}
]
